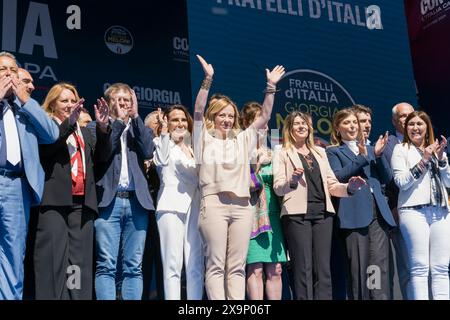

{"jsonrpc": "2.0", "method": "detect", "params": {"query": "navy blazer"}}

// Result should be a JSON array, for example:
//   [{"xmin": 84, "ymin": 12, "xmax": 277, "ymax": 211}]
[
  {"xmin": 326, "ymin": 144, "xmax": 396, "ymax": 229},
  {"xmin": 0, "ymin": 97, "xmax": 59, "ymax": 205},
  {"xmin": 91, "ymin": 117, "xmax": 155, "ymax": 211},
  {"xmin": 382, "ymin": 134, "xmax": 402, "ymax": 209}
]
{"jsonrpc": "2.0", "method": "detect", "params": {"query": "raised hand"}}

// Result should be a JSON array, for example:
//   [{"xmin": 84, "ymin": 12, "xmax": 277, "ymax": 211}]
[
  {"xmin": 348, "ymin": 176, "xmax": 366, "ymax": 194},
  {"xmin": 156, "ymin": 107, "xmax": 168, "ymax": 135},
  {"xmin": 357, "ymin": 134, "xmax": 368, "ymax": 157},
  {"xmin": 114, "ymin": 99, "xmax": 127, "ymax": 121},
  {"xmin": 266, "ymin": 65, "xmax": 285, "ymax": 86},
  {"xmin": 435, "ymin": 136, "xmax": 447, "ymax": 161},
  {"xmin": 68, "ymin": 98, "xmax": 85, "ymax": 126},
  {"xmin": 374, "ymin": 131, "xmax": 389, "ymax": 157},
  {"xmin": 196, "ymin": 55, "xmax": 214, "ymax": 79},
  {"xmin": 11, "ymin": 76, "xmax": 29, "ymax": 104},
  {"xmin": 129, "ymin": 89, "xmax": 139, "ymax": 119},
  {"xmin": 0, "ymin": 75, "xmax": 13, "ymax": 100},
  {"xmin": 94, "ymin": 97, "xmax": 109, "ymax": 128}
]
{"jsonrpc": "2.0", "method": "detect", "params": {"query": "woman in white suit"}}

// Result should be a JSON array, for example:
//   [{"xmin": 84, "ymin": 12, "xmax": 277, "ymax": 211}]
[
  {"xmin": 153, "ymin": 105, "xmax": 203, "ymax": 300},
  {"xmin": 391, "ymin": 111, "xmax": 450, "ymax": 300}
]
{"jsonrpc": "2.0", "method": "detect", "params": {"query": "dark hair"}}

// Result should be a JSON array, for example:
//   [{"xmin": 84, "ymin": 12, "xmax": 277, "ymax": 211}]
[
  {"xmin": 351, "ymin": 104, "xmax": 372, "ymax": 116},
  {"xmin": 403, "ymin": 111, "xmax": 435, "ymax": 147},
  {"xmin": 157, "ymin": 104, "xmax": 193, "ymax": 136},
  {"xmin": 240, "ymin": 101, "xmax": 262, "ymax": 129}
]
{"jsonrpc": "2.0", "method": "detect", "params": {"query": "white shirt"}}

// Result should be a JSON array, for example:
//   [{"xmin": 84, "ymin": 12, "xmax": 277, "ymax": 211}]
[
  {"xmin": 342, "ymin": 140, "xmax": 359, "ymax": 155},
  {"xmin": 118, "ymin": 119, "xmax": 135, "ymax": 191},
  {"xmin": 342, "ymin": 139, "xmax": 374, "ymax": 193}
]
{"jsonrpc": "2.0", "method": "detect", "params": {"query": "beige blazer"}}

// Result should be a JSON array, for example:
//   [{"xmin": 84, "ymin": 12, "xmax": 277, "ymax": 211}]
[{"xmin": 273, "ymin": 146, "xmax": 349, "ymax": 216}]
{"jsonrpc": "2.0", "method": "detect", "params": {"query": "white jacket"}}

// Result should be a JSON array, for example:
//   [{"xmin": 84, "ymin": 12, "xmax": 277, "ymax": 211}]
[
  {"xmin": 391, "ymin": 143, "xmax": 450, "ymax": 210},
  {"xmin": 153, "ymin": 134, "xmax": 200, "ymax": 214}
]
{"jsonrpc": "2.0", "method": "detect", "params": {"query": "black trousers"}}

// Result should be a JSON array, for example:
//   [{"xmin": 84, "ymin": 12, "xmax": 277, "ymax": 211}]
[
  {"xmin": 340, "ymin": 205, "xmax": 391, "ymax": 300},
  {"xmin": 282, "ymin": 214, "xmax": 334, "ymax": 300},
  {"xmin": 34, "ymin": 201, "xmax": 95, "ymax": 300}
]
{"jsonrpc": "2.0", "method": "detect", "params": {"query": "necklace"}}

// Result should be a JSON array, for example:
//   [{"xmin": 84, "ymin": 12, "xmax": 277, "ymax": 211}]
[{"xmin": 299, "ymin": 152, "xmax": 314, "ymax": 171}]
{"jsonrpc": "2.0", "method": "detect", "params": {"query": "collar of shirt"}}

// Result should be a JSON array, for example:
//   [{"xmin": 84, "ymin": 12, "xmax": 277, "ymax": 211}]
[{"xmin": 342, "ymin": 140, "xmax": 359, "ymax": 155}]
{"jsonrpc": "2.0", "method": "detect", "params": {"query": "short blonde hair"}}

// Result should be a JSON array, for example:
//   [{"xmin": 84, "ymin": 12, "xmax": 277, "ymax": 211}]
[
  {"xmin": 205, "ymin": 93, "xmax": 241, "ymax": 137},
  {"xmin": 42, "ymin": 82, "xmax": 80, "ymax": 116}
]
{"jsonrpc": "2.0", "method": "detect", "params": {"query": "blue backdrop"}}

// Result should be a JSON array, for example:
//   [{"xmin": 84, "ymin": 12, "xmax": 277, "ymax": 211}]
[
  {"xmin": 3, "ymin": 0, "xmax": 191, "ymax": 116},
  {"xmin": 187, "ymin": 0, "xmax": 418, "ymax": 142}
]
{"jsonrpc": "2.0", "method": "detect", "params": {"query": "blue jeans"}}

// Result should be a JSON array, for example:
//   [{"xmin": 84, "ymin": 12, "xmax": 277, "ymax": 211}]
[
  {"xmin": 0, "ymin": 175, "xmax": 31, "ymax": 300},
  {"xmin": 95, "ymin": 195, "xmax": 149, "ymax": 300}
]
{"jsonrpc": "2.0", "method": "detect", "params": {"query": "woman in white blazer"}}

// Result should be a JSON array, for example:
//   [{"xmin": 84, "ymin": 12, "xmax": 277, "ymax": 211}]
[
  {"xmin": 153, "ymin": 105, "xmax": 203, "ymax": 300},
  {"xmin": 391, "ymin": 111, "xmax": 450, "ymax": 300}
]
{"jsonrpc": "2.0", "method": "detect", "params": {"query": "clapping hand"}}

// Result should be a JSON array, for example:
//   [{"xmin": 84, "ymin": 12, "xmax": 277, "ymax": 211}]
[
  {"xmin": 129, "ymin": 89, "xmax": 139, "ymax": 119},
  {"xmin": 94, "ymin": 97, "xmax": 109, "ymax": 129},
  {"xmin": 68, "ymin": 98, "xmax": 85, "ymax": 126},
  {"xmin": 435, "ymin": 136, "xmax": 448, "ymax": 161},
  {"xmin": 156, "ymin": 107, "xmax": 168, "ymax": 135},
  {"xmin": 374, "ymin": 131, "xmax": 389, "ymax": 157}
]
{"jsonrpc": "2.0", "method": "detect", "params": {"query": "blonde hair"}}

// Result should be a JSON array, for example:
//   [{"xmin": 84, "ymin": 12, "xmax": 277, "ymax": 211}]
[
  {"xmin": 204, "ymin": 93, "xmax": 241, "ymax": 137},
  {"xmin": 330, "ymin": 108, "xmax": 357, "ymax": 146},
  {"xmin": 42, "ymin": 82, "xmax": 80, "ymax": 116},
  {"xmin": 282, "ymin": 111, "xmax": 319, "ymax": 155}
]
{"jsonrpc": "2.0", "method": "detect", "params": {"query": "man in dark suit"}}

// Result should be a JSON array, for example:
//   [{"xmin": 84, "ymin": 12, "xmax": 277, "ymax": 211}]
[
  {"xmin": 383, "ymin": 102, "xmax": 414, "ymax": 300},
  {"xmin": 93, "ymin": 83, "xmax": 154, "ymax": 300},
  {"xmin": 0, "ymin": 52, "xmax": 59, "ymax": 299}
]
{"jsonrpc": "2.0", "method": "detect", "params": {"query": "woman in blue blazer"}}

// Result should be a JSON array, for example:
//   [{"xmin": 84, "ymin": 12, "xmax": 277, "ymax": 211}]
[{"xmin": 326, "ymin": 107, "xmax": 395, "ymax": 300}]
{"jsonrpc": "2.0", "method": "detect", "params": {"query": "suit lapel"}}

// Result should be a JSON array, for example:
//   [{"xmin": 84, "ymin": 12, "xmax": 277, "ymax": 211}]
[
  {"xmin": 286, "ymin": 148, "xmax": 303, "ymax": 170},
  {"xmin": 339, "ymin": 144, "xmax": 357, "ymax": 161}
]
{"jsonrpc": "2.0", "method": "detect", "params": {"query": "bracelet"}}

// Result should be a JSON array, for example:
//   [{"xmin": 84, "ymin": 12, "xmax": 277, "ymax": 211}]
[
  {"xmin": 263, "ymin": 85, "xmax": 278, "ymax": 94},
  {"xmin": 438, "ymin": 159, "xmax": 447, "ymax": 168},
  {"xmin": 201, "ymin": 78, "xmax": 213, "ymax": 90}
]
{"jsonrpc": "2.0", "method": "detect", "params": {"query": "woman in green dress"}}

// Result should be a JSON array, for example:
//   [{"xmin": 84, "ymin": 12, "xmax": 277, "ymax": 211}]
[{"xmin": 241, "ymin": 102, "xmax": 287, "ymax": 300}]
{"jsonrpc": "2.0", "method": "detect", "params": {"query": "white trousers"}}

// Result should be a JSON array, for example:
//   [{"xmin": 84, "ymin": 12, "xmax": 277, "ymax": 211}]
[
  {"xmin": 156, "ymin": 202, "xmax": 204, "ymax": 300},
  {"xmin": 399, "ymin": 206, "xmax": 450, "ymax": 300}
]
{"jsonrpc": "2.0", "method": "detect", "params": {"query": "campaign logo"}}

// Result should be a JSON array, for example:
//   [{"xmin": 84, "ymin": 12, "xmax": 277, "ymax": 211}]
[
  {"xmin": 172, "ymin": 36, "xmax": 189, "ymax": 62},
  {"xmin": 420, "ymin": 0, "xmax": 450, "ymax": 26},
  {"xmin": 104, "ymin": 26, "xmax": 134, "ymax": 54},
  {"xmin": 275, "ymin": 69, "xmax": 355, "ymax": 140}
]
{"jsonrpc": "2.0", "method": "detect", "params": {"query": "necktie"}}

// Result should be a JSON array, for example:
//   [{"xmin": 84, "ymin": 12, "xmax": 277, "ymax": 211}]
[{"xmin": 2, "ymin": 99, "xmax": 21, "ymax": 165}]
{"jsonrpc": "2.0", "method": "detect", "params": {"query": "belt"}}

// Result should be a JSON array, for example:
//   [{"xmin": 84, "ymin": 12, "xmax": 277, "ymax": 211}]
[
  {"xmin": 116, "ymin": 191, "xmax": 134, "ymax": 199},
  {"xmin": 0, "ymin": 168, "xmax": 24, "ymax": 179},
  {"xmin": 400, "ymin": 204, "xmax": 432, "ymax": 210}
]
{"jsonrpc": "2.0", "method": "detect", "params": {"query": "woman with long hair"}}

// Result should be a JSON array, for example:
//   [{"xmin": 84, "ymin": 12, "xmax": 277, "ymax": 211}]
[
  {"xmin": 34, "ymin": 83, "xmax": 110, "ymax": 299},
  {"xmin": 153, "ymin": 105, "xmax": 203, "ymax": 300},
  {"xmin": 273, "ymin": 111, "xmax": 364, "ymax": 299},
  {"xmin": 391, "ymin": 111, "xmax": 450, "ymax": 300},
  {"xmin": 241, "ymin": 102, "xmax": 287, "ymax": 300}
]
